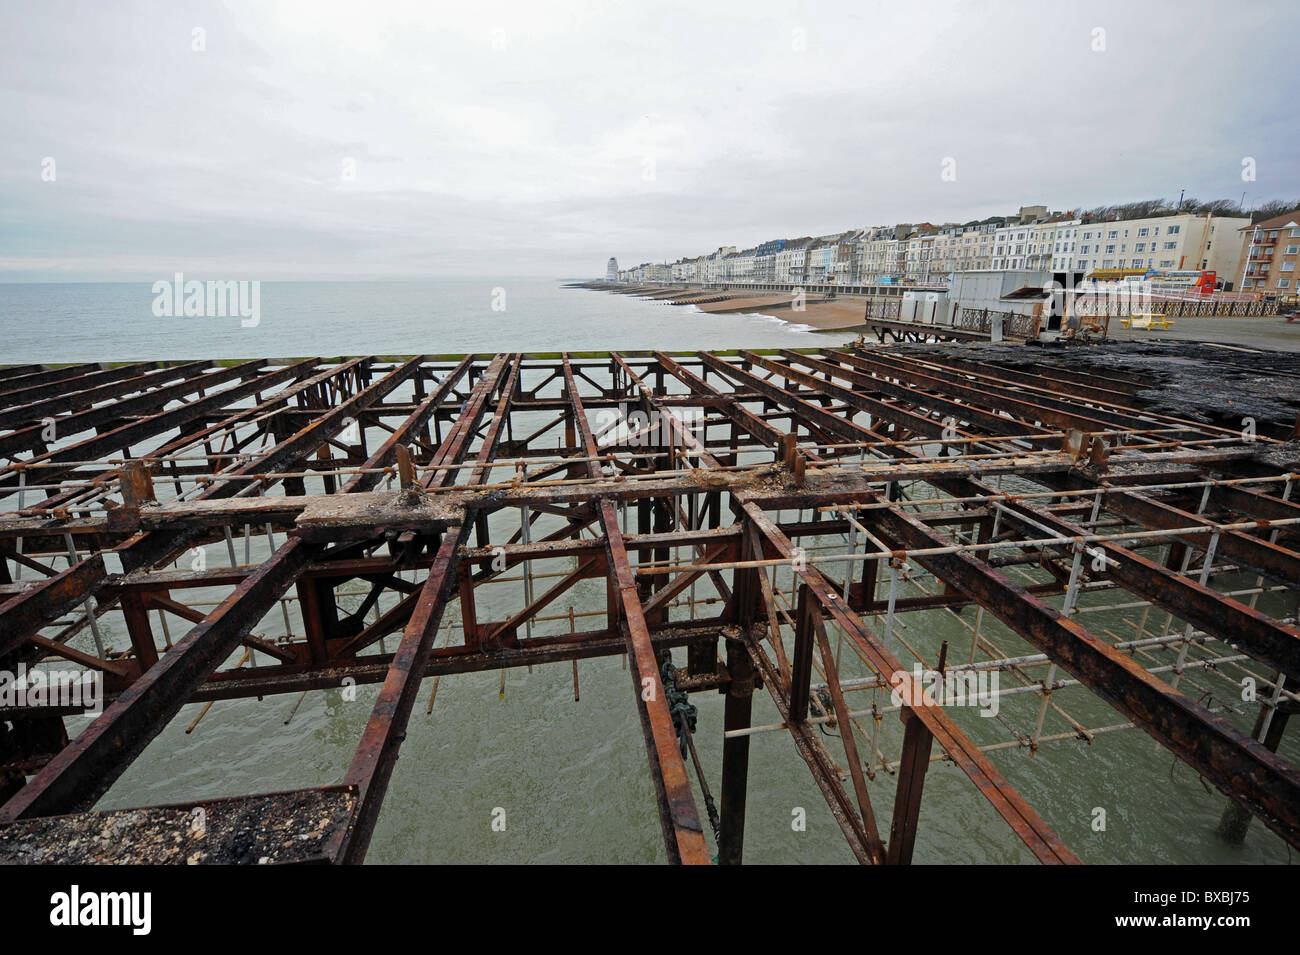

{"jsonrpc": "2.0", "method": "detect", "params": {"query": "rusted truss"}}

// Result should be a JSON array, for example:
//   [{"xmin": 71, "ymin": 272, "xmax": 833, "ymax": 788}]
[{"xmin": 0, "ymin": 343, "xmax": 1297, "ymax": 864}]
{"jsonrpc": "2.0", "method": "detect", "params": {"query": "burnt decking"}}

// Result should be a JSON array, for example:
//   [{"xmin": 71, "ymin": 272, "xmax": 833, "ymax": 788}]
[{"xmin": 0, "ymin": 344, "xmax": 1298, "ymax": 864}]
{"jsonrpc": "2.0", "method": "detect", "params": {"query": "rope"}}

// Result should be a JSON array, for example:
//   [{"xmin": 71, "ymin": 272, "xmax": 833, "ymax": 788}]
[
  {"xmin": 660, "ymin": 658, "xmax": 697, "ymax": 757},
  {"xmin": 660, "ymin": 655, "xmax": 721, "ymax": 847}
]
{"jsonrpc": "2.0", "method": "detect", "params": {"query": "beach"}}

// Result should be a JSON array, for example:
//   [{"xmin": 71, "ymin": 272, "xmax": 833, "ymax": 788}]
[{"xmin": 585, "ymin": 283, "xmax": 878, "ymax": 332}]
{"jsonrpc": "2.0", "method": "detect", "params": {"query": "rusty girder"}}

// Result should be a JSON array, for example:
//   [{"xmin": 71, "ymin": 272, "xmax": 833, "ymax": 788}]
[{"xmin": 0, "ymin": 345, "xmax": 1296, "ymax": 865}]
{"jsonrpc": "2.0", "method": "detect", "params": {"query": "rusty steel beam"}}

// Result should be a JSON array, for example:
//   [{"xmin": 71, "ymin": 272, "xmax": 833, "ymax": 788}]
[
  {"xmin": 12, "ymin": 356, "xmax": 347, "ymax": 515},
  {"xmin": 742, "ymin": 503, "xmax": 1079, "ymax": 864},
  {"xmin": 977, "ymin": 483, "xmax": 1300, "ymax": 686},
  {"xmin": 913, "ymin": 353, "xmax": 1138, "ymax": 406},
  {"xmin": 0, "ymin": 358, "xmax": 314, "ymax": 498},
  {"xmin": 0, "ymin": 359, "xmax": 451, "ymax": 821},
  {"xmin": 743, "ymin": 356, "xmax": 1300, "ymax": 850},
  {"xmin": 629, "ymin": 353, "xmax": 1075, "ymax": 864},
  {"xmin": 1103, "ymin": 489, "xmax": 1300, "ymax": 589},
  {"xmin": 0, "ymin": 538, "xmax": 315, "ymax": 821},
  {"xmin": 0, "ymin": 363, "xmax": 50, "ymax": 384},
  {"xmin": 654, "ymin": 351, "xmax": 783, "ymax": 447},
  {"xmin": 0, "ymin": 363, "xmax": 102, "ymax": 395},
  {"xmin": 1, "ymin": 346, "xmax": 1295, "ymax": 867},
  {"xmin": 0, "ymin": 358, "xmax": 391, "ymax": 653},
  {"xmin": 328, "ymin": 523, "xmax": 469, "ymax": 863},
  {"xmin": 875, "ymin": 504, "xmax": 1300, "ymax": 849},
  {"xmin": 824, "ymin": 349, "xmax": 1191, "ymax": 436},
  {"xmin": 0, "ymin": 554, "xmax": 106, "ymax": 657},
  {"xmin": 716, "ymin": 636, "xmax": 754, "ymax": 865},
  {"xmin": 753, "ymin": 349, "xmax": 1056, "ymax": 442},
  {"xmin": 699, "ymin": 350, "xmax": 883, "ymax": 446},
  {"xmin": 0, "ymin": 360, "xmax": 217, "ymax": 451},
  {"xmin": 0, "ymin": 361, "xmax": 158, "ymax": 421},
  {"xmin": 887, "ymin": 709, "xmax": 936, "ymax": 866},
  {"xmin": 1210, "ymin": 482, "xmax": 1300, "ymax": 526},
  {"xmin": 192, "ymin": 621, "xmax": 729, "ymax": 702},
  {"xmin": 764, "ymin": 350, "xmax": 1300, "ymax": 700},
  {"xmin": 328, "ymin": 355, "xmax": 512, "ymax": 863},
  {"xmin": 826, "ymin": 350, "xmax": 1154, "ymax": 436},
  {"xmin": 564, "ymin": 354, "xmax": 710, "ymax": 865}
]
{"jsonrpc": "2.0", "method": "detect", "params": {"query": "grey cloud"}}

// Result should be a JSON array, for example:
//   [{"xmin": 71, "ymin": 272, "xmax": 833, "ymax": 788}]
[{"xmin": 1, "ymin": 0, "xmax": 1296, "ymax": 280}]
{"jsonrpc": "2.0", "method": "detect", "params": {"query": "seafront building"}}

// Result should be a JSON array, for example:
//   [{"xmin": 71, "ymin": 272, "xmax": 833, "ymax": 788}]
[
  {"xmin": 607, "ymin": 202, "xmax": 1271, "ymax": 293},
  {"xmin": 1236, "ymin": 209, "xmax": 1300, "ymax": 298},
  {"xmin": 1071, "ymin": 213, "xmax": 1248, "ymax": 278}
]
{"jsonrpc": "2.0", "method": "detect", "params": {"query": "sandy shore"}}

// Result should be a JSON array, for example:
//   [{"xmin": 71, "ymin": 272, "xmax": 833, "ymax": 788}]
[
  {"xmin": 716, "ymin": 298, "xmax": 870, "ymax": 330},
  {"xmin": 621, "ymin": 285, "xmax": 870, "ymax": 329},
  {"xmin": 695, "ymin": 293, "xmax": 803, "ymax": 313}
]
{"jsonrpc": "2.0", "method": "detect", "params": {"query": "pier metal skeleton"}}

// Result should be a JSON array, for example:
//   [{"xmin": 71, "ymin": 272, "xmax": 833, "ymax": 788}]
[{"xmin": 0, "ymin": 345, "xmax": 1297, "ymax": 864}]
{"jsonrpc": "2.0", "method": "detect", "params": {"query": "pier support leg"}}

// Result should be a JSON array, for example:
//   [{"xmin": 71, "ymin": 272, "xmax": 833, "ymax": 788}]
[
  {"xmin": 718, "ymin": 637, "xmax": 754, "ymax": 865},
  {"xmin": 120, "ymin": 592, "xmax": 159, "ymax": 669},
  {"xmin": 887, "ymin": 708, "xmax": 935, "ymax": 865},
  {"xmin": 296, "ymin": 578, "xmax": 334, "ymax": 663},
  {"xmin": 789, "ymin": 584, "xmax": 816, "ymax": 721},
  {"xmin": 1217, "ymin": 703, "xmax": 1293, "ymax": 845}
]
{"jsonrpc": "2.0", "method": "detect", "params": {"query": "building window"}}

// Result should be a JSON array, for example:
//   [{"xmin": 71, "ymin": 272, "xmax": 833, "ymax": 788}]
[
  {"xmin": 1135, "ymin": 243, "xmax": 1146, "ymax": 252},
  {"xmin": 1105, "ymin": 244, "xmax": 1115, "ymax": 253},
  {"xmin": 1279, "ymin": 279, "xmax": 1291, "ymax": 288},
  {"xmin": 1283, "ymin": 262, "xmax": 1295, "ymax": 271},
  {"xmin": 1138, "ymin": 228, "xmax": 1149, "ymax": 236},
  {"xmin": 1163, "ymin": 242, "xmax": 1176, "ymax": 250},
  {"xmin": 1167, "ymin": 225, "xmax": 1180, "ymax": 234}
]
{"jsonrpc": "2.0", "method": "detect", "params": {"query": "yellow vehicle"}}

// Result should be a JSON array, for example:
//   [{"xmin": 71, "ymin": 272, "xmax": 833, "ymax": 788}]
[
  {"xmin": 1086, "ymin": 268, "xmax": 1149, "ymax": 283},
  {"xmin": 1120, "ymin": 313, "xmax": 1175, "ymax": 330}
]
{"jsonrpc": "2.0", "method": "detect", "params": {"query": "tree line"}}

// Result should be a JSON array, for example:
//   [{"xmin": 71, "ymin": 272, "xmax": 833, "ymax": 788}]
[{"xmin": 1080, "ymin": 197, "xmax": 1300, "ymax": 224}]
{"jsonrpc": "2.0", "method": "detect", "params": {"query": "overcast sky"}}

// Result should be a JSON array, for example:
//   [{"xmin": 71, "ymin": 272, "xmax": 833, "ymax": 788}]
[{"xmin": 2, "ymin": 0, "xmax": 1297, "ymax": 280}]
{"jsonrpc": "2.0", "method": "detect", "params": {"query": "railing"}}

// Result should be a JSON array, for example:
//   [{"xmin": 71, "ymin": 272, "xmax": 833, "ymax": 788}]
[
  {"xmin": 953, "ymin": 307, "xmax": 1039, "ymax": 339},
  {"xmin": 863, "ymin": 300, "xmax": 902, "ymax": 320},
  {"xmin": 861, "ymin": 302, "xmax": 1037, "ymax": 340},
  {"xmin": 953, "ymin": 306, "xmax": 992, "ymax": 333},
  {"xmin": 1073, "ymin": 296, "xmax": 1283, "ymax": 318}
]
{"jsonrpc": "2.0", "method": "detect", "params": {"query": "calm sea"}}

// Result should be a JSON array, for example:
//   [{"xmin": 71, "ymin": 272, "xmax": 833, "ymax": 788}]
[
  {"xmin": 0, "ymin": 279, "xmax": 820, "ymax": 362},
  {"xmin": 1, "ymin": 280, "xmax": 1292, "ymax": 864}
]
